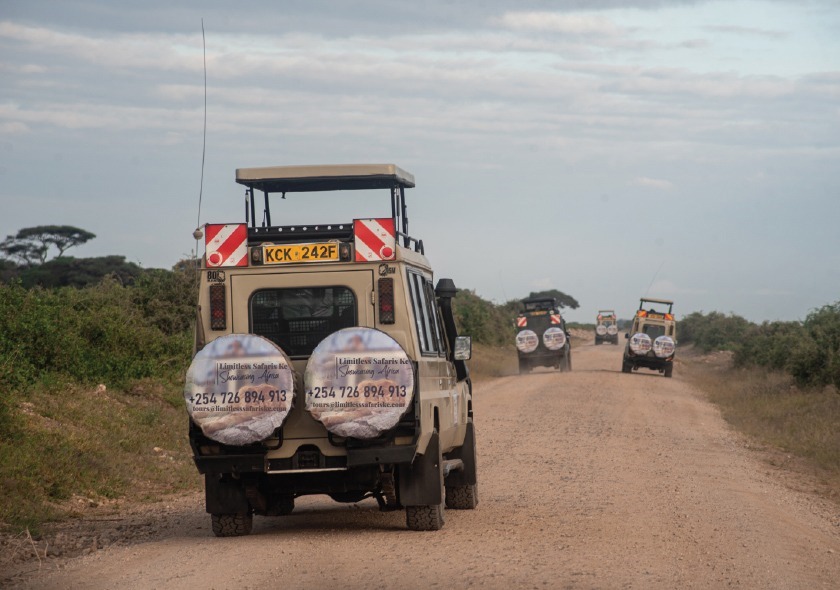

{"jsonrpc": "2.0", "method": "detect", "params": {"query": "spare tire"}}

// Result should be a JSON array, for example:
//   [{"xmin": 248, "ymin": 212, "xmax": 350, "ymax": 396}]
[
  {"xmin": 515, "ymin": 330, "xmax": 539, "ymax": 353},
  {"xmin": 629, "ymin": 333, "xmax": 652, "ymax": 354},
  {"xmin": 542, "ymin": 327, "xmax": 567, "ymax": 351},
  {"xmin": 305, "ymin": 327, "xmax": 415, "ymax": 439},
  {"xmin": 184, "ymin": 334, "xmax": 295, "ymax": 446},
  {"xmin": 653, "ymin": 336, "xmax": 676, "ymax": 358}
]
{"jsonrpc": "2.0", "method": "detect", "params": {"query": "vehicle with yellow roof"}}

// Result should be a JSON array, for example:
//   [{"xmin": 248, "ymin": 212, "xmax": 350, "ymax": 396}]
[{"xmin": 621, "ymin": 297, "xmax": 677, "ymax": 377}]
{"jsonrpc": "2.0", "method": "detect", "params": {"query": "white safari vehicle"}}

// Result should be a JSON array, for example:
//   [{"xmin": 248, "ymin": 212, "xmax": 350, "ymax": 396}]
[{"xmin": 185, "ymin": 164, "xmax": 477, "ymax": 534}]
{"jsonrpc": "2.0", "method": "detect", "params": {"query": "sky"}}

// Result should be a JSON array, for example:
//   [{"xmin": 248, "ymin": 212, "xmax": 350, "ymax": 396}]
[{"xmin": 1, "ymin": 0, "xmax": 838, "ymax": 324}]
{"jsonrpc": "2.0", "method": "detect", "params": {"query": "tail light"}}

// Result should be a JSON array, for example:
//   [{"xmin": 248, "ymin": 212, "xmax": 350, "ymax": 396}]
[
  {"xmin": 209, "ymin": 284, "xmax": 226, "ymax": 330},
  {"xmin": 378, "ymin": 278, "xmax": 395, "ymax": 324}
]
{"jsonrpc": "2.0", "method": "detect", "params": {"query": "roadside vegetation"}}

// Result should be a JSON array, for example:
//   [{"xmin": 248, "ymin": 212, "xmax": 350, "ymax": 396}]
[
  {"xmin": 679, "ymin": 308, "xmax": 840, "ymax": 501},
  {"xmin": 0, "ymin": 248, "xmax": 201, "ymax": 533}
]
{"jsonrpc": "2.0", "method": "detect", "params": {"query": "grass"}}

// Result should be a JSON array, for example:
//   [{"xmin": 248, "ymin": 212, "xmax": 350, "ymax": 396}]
[
  {"xmin": 0, "ymin": 377, "xmax": 200, "ymax": 535},
  {"xmin": 680, "ymin": 350, "xmax": 840, "ymax": 501}
]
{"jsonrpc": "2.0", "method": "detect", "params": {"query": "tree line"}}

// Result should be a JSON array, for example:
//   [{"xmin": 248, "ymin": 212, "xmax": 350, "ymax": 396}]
[
  {"xmin": 1, "ymin": 225, "xmax": 143, "ymax": 287},
  {"xmin": 679, "ymin": 308, "xmax": 840, "ymax": 390}
]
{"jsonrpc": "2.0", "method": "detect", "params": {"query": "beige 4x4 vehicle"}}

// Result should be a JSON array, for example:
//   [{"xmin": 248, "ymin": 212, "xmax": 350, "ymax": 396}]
[
  {"xmin": 594, "ymin": 309, "xmax": 619, "ymax": 345},
  {"xmin": 621, "ymin": 297, "xmax": 677, "ymax": 377},
  {"xmin": 185, "ymin": 164, "xmax": 477, "ymax": 534}
]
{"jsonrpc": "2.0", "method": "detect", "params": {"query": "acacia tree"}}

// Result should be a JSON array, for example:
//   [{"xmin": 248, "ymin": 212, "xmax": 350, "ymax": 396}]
[
  {"xmin": 527, "ymin": 289, "xmax": 580, "ymax": 310},
  {"xmin": 0, "ymin": 225, "xmax": 96, "ymax": 266}
]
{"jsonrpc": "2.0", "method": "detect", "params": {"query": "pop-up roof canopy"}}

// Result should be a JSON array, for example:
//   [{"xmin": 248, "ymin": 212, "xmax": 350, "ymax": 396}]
[
  {"xmin": 235, "ymin": 164, "xmax": 415, "ymax": 193},
  {"xmin": 639, "ymin": 298, "xmax": 674, "ymax": 314},
  {"xmin": 234, "ymin": 164, "xmax": 422, "ymax": 253}
]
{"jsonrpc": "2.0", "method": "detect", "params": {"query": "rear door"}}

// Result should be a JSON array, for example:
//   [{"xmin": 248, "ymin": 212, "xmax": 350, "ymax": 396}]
[{"xmin": 230, "ymin": 268, "xmax": 375, "ymax": 442}]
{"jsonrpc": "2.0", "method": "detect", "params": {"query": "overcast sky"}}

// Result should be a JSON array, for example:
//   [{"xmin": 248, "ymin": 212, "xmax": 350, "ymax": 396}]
[{"xmin": 1, "ymin": 0, "xmax": 838, "ymax": 323}]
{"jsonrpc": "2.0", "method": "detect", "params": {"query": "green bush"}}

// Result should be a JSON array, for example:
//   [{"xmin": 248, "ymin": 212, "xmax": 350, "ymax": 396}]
[
  {"xmin": 0, "ymin": 275, "xmax": 193, "ymax": 393},
  {"xmin": 452, "ymin": 289, "xmax": 517, "ymax": 347},
  {"xmin": 790, "ymin": 303, "xmax": 840, "ymax": 389},
  {"xmin": 679, "ymin": 311, "xmax": 751, "ymax": 352},
  {"xmin": 734, "ymin": 320, "xmax": 807, "ymax": 372}
]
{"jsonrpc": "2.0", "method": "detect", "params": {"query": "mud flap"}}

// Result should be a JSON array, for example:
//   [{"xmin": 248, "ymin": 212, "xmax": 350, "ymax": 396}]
[
  {"xmin": 205, "ymin": 474, "xmax": 250, "ymax": 514},
  {"xmin": 444, "ymin": 422, "xmax": 477, "ymax": 487},
  {"xmin": 398, "ymin": 432, "xmax": 442, "ymax": 506}
]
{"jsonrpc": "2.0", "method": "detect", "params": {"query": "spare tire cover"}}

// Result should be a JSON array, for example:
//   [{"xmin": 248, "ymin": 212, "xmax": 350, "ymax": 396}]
[
  {"xmin": 653, "ymin": 335, "xmax": 676, "ymax": 358},
  {"xmin": 184, "ymin": 334, "xmax": 294, "ymax": 446},
  {"xmin": 305, "ymin": 327, "xmax": 415, "ymax": 439},
  {"xmin": 629, "ymin": 333, "xmax": 652, "ymax": 354},
  {"xmin": 595, "ymin": 325, "xmax": 607, "ymax": 336},
  {"xmin": 515, "ymin": 330, "xmax": 539, "ymax": 353},
  {"xmin": 543, "ymin": 327, "xmax": 567, "ymax": 351},
  {"xmin": 607, "ymin": 325, "xmax": 619, "ymax": 336}
]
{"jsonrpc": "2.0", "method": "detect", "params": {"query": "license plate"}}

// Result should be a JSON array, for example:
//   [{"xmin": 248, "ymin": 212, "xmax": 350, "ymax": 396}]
[{"xmin": 263, "ymin": 242, "xmax": 339, "ymax": 264}]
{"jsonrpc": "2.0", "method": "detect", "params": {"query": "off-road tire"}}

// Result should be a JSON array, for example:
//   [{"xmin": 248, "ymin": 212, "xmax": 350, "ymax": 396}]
[
  {"xmin": 664, "ymin": 364, "xmax": 673, "ymax": 378},
  {"xmin": 211, "ymin": 512, "xmax": 253, "ymax": 537},
  {"xmin": 406, "ymin": 439, "xmax": 446, "ymax": 531},
  {"xmin": 406, "ymin": 504, "xmax": 444, "ymax": 530},
  {"xmin": 566, "ymin": 352, "xmax": 572, "ymax": 371},
  {"xmin": 621, "ymin": 360, "xmax": 632, "ymax": 374},
  {"xmin": 518, "ymin": 358, "xmax": 530, "ymax": 375},
  {"xmin": 446, "ymin": 483, "xmax": 478, "ymax": 509},
  {"xmin": 595, "ymin": 339, "xmax": 601, "ymax": 345}
]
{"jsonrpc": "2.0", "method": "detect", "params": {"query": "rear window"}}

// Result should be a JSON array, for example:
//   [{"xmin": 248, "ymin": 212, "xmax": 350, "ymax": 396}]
[
  {"xmin": 642, "ymin": 324, "xmax": 666, "ymax": 339},
  {"xmin": 250, "ymin": 287, "xmax": 356, "ymax": 357}
]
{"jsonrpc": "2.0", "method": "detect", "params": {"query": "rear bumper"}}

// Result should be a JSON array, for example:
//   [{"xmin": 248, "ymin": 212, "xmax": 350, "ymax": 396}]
[
  {"xmin": 624, "ymin": 352, "xmax": 674, "ymax": 370},
  {"xmin": 193, "ymin": 443, "xmax": 417, "ymax": 475}
]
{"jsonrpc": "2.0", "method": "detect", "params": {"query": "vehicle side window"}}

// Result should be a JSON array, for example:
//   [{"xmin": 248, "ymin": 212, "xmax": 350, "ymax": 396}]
[
  {"xmin": 408, "ymin": 271, "xmax": 444, "ymax": 356},
  {"xmin": 423, "ymin": 280, "xmax": 447, "ymax": 354},
  {"xmin": 250, "ymin": 287, "xmax": 356, "ymax": 357}
]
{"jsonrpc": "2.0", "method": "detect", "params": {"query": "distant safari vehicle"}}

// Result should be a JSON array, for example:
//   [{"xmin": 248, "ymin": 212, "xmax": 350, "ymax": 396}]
[
  {"xmin": 515, "ymin": 296, "xmax": 571, "ymax": 374},
  {"xmin": 595, "ymin": 309, "xmax": 619, "ymax": 345},
  {"xmin": 622, "ymin": 298, "xmax": 676, "ymax": 377}
]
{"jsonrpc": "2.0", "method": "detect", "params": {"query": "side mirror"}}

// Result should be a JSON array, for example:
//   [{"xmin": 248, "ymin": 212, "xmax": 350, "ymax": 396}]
[
  {"xmin": 454, "ymin": 336, "xmax": 472, "ymax": 361},
  {"xmin": 625, "ymin": 333, "xmax": 629, "ymax": 339}
]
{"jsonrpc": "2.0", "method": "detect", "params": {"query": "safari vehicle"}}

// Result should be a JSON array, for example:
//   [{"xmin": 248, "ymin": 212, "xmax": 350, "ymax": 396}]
[
  {"xmin": 595, "ymin": 309, "xmax": 619, "ymax": 345},
  {"xmin": 622, "ymin": 297, "xmax": 676, "ymax": 377},
  {"xmin": 186, "ymin": 164, "xmax": 477, "ymax": 534},
  {"xmin": 514, "ymin": 296, "xmax": 571, "ymax": 374}
]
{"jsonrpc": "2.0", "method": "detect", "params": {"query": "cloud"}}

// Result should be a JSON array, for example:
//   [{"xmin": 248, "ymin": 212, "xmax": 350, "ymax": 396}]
[
  {"xmin": 704, "ymin": 25, "xmax": 787, "ymax": 39},
  {"xmin": 629, "ymin": 177, "xmax": 674, "ymax": 190},
  {"xmin": 498, "ymin": 12, "xmax": 625, "ymax": 36}
]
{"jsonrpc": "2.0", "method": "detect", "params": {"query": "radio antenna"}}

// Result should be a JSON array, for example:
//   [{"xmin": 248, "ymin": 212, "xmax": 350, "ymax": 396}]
[
  {"xmin": 644, "ymin": 259, "xmax": 665, "ymax": 296},
  {"xmin": 193, "ymin": 19, "xmax": 208, "ymax": 252}
]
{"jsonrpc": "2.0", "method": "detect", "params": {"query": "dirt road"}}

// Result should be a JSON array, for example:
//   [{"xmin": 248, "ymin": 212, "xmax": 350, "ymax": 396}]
[{"xmin": 5, "ymin": 341, "xmax": 840, "ymax": 589}]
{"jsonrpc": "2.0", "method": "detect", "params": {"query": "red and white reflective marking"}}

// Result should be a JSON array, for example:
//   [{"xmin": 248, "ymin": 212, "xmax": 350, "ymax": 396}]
[
  {"xmin": 354, "ymin": 218, "xmax": 396, "ymax": 262},
  {"xmin": 550, "ymin": 314, "xmax": 563, "ymax": 325},
  {"xmin": 205, "ymin": 223, "xmax": 248, "ymax": 267},
  {"xmin": 516, "ymin": 317, "xmax": 527, "ymax": 327}
]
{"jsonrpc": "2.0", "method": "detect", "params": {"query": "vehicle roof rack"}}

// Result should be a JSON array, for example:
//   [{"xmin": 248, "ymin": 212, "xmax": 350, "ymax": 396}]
[
  {"xmin": 639, "ymin": 297, "xmax": 674, "ymax": 313},
  {"xmin": 235, "ymin": 164, "xmax": 415, "ymax": 193},
  {"xmin": 234, "ymin": 164, "xmax": 423, "ymax": 254}
]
